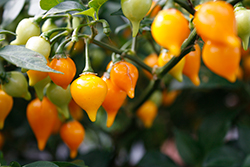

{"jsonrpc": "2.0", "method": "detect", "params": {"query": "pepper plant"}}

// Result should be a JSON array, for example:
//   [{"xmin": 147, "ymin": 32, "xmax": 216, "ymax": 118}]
[{"xmin": 1, "ymin": 0, "xmax": 250, "ymax": 167}]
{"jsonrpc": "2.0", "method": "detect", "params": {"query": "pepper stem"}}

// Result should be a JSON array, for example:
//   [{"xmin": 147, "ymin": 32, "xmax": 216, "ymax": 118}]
[
  {"xmin": 83, "ymin": 39, "xmax": 94, "ymax": 73},
  {"xmin": 41, "ymin": 27, "xmax": 71, "ymax": 40},
  {"xmin": 54, "ymin": 38, "xmax": 72, "ymax": 58}
]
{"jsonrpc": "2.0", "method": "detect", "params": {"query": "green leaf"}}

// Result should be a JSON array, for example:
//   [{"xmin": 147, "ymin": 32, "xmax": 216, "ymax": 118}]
[
  {"xmin": 175, "ymin": 129, "xmax": 202, "ymax": 166},
  {"xmin": 238, "ymin": 124, "xmax": 250, "ymax": 154},
  {"xmin": 202, "ymin": 146, "xmax": 245, "ymax": 167},
  {"xmin": 88, "ymin": 0, "xmax": 107, "ymax": 11},
  {"xmin": 71, "ymin": 160, "xmax": 89, "ymax": 167},
  {"xmin": 0, "ymin": 151, "xmax": 6, "ymax": 165},
  {"xmin": 198, "ymin": 111, "xmax": 232, "ymax": 153},
  {"xmin": 0, "ymin": 45, "xmax": 62, "ymax": 73},
  {"xmin": 40, "ymin": 0, "xmax": 64, "ymax": 10},
  {"xmin": 137, "ymin": 150, "xmax": 179, "ymax": 167},
  {"xmin": 242, "ymin": 155, "xmax": 250, "ymax": 167},
  {"xmin": 9, "ymin": 161, "xmax": 21, "ymax": 167},
  {"xmin": 73, "ymin": 8, "xmax": 96, "ymax": 19},
  {"xmin": 53, "ymin": 160, "xmax": 88, "ymax": 167},
  {"xmin": 1, "ymin": 0, "xmax": 25, "ymax": 28},
  {"xmin": 0, "ymin": 29, "xmax": 16, "ymax": 36},
  {"xmin": 44, "ymin": 1, "xmax": 85, "ymax": 17},
  {"xmin": 79, "ymin": 149, "xmax": 112, "ymax": 167},
  {"xmin": 23, "ymin": 161, "xmax": 59, "ymax": 167}
]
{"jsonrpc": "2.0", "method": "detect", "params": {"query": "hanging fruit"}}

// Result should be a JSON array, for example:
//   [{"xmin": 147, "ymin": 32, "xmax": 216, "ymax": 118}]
[
  {"xmin": 49, "ymin": 56, "xmax": 76, "ymax": 89},
  {"xmin": 234, "ymin": 6, "xmax": 250, "ymax": 50},
  {"xmin": 70, "ymin": 73, "xmax": 108, "ymax": 122},
  {"xmin": 10, "ymin": 18, "xmax": 40, "ymax": 45},
  {"xmin": 121, "ymin": 0, "xmax": 152, "ymax": 37},
  {"xmin": 46, "ymin": 82, "xmax": 72, "ymax": 119},
  {"xmin": 110, "ymin": 61, "xmax": 139, "ymax": 98},
  {"xmin": 158, "ymin": 50, "xmax": 186, "ymax": 82},
  {"xmin": 0, "ymin": 89, "xmax": 13, "ymax": 129},
  {"xmin": 151, "ymin": 8, "xmax": 190, "ymax": 56},
  {"xmin": 1, "ymin": 71, "xmax": 31, "ymax": 100},
  {"xmin": 101, "ymin": 74, "xmax": 127, "ymax": 128},
  {"xmin": 136, "ymin": 100, "xmax": 158, "ymax": 128},
  {"xmin": 26, "ymin": 97, "xmax": 58, "ymax": 151},
  {"xmin": 202, "ymin": 41, "xmax": 240, "ymax": 83},
  {"xmin": 183, "ymin": 44, "xmax": 201, "ymax": 86},
  {"xmin": 60, "ymin": 120, "xmax": 85, "ymax": 159},
  {"xmin": 193, "ymin": 1, "xmax": 240, "ymax": 47}
]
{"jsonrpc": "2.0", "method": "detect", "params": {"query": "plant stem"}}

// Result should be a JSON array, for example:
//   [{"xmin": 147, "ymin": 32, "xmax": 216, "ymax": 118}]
[
  {"xmin": 147, "ymin": 36, "xmax": 160, "ymax": 55},
  {"xmin": 83, "ymin": 39, "xmax": 94, "ymax": 73},
  {"xmin": 131, "ymin": 79, "xmax": 161, "ymax": 111},
  {"xmin": 120, "ymin": 39, "xmax": 132, "ymax": 50},
  {"xmin": 187, "ymin": 0, "xmax": 194, "ymax": 9},
  {"xmin": 124, "ymin": 54, "xmax": 152, "ymax": 73},
  {"xmin": 55, "ymin": 38, "xmax": 72, "ymax": 56},
  {"xmin": 173, "ymin": 0, "xmax": 195, "ymax": 15},
  {"xmin": 156, "ymin": 28, "xmax": 197, "ymax": 78},
  {"xmin": 41, "ymin": 27, "xmax": 71, "ymax": 40},
  {"xmin": 50, "ymin": 31, "xmax": 70, "ymax": 44},
  {"xmin": 92, "ymin": 39, "xmax": 123, "ymax": 54},
  {"xmin": 91, "ymin": 38, "xmax": 152, "ymax": 73},
  {"xmin": 131, "ymin": 36, "xmax": 136, "ymax": 53}
]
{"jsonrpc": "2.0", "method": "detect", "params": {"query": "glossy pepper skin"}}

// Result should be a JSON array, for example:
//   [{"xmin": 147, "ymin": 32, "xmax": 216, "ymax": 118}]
[
  {"xmin": 121, "ymin": 0, "xmax": 152, "ymax": 37},
  {"xmin": 101, "ymin": 75, "xmax": 127, "ymax": 128},
  {"xmin": 1, "ymin": 71, "xmax": 31, "ymax": 100},
  {"xmin": 46, "ymin": 82, "xmax": 72, "ymax": 119},
  {"xmin": 0, "ymin": 89, "xmax": 13, "ymax": 129},
  {"xmin": 136, "ymin": 100, "xmax": 158, "ymax": 128},
  {"xmin": 158, "ymin": 50, "xmax": 186, "ymax": 82},
  {"xmin": 194, "ymin": 1, "xmax": 240, "ymax": 47},
  {"xmin": 183, "ymin": 44, "xmax": 201, "ymax": 86},
  {"xmin": 10, "ymin": 18, "xmax": 40, "ymax": 45},
  {"xmin": 49, "ymin": 56, "xmax": 76, "ymax": 90},
  {"xmin": 27, "ymin": 97, "xmax": 58, "ymax": 151},
  {"xmin": 234, "ymin": 7, "xmax": 250, "ymax": 50},
  {"xmin": 60, "ymin": 120, "xmax": 85, "ymax": 159},
  {"xmin": 110, "ymin": 61, "xmax": 139, "ymax": 99},
  {"xmin": 70, "ymin": 73, "xmax": 108, "ymax": 122},
  {"xmin": 202, "ymin": 41, "xmax": 240, "ymax": 83},
  {"xmin": 151, "ymin": 9, "xmax": 190, "ymax": 56},
  {"xmin": 25, "ymin": 36, "xmax": 51, "ymax": 59}
]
